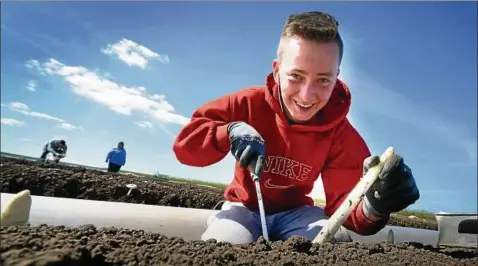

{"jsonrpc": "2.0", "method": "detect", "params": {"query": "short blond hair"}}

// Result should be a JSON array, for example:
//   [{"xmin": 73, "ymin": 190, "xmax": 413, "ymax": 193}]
[{"xmin": 278, "ymin": 11, "xmax": 344, "ymax": 64}]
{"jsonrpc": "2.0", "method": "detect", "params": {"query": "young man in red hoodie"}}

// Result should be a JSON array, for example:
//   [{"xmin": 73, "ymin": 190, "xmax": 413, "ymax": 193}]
[{"xmin": 173, "ymin": 11, "xmax": 420, "ymax": 244}]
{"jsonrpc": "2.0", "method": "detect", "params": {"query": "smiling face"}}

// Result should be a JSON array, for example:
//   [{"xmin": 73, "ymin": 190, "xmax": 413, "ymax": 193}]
[{"xmin": 272, "ymin": 36, "xmax": 341, "ymax": 123}]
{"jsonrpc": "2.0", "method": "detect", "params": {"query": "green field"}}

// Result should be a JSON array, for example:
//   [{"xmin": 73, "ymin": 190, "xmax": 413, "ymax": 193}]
[{"xmin": 1, "ymin": 151, "xmax": 436, "ymax": 222}]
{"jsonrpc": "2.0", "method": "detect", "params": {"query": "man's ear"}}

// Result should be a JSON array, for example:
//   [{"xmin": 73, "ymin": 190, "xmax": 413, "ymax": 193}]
[
  {"xmin": 337, "ymin": 68, "xmax": 341, "ymax": 78},
  {"xmin": 272, "ymin": 59, "xmax": 280, "ymax": 82}
]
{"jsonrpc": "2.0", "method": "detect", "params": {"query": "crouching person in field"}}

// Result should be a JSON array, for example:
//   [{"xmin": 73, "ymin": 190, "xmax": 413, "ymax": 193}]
[
  {"xmin": 105, "ymin": 141, "xmax": 126, "ymax": 173},
  {"xmin": 40, "ymin": 139, "xmax": 67, "ymax": 163},
  {"xmin": 172, "ymin": 10, "xmax": 420, "ymax": 244}
]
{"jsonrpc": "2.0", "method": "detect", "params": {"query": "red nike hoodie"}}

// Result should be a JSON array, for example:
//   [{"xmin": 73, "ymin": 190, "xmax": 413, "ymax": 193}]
[{"xmin": 173, "ymin": 73, "xmax": 390, "ymax": 235}]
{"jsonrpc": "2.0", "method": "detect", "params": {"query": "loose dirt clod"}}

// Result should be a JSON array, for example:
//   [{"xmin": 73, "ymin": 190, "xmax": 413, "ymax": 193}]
[{"xmin": 1, "ymin": 157, "xmax": 476, "ymax": 265}]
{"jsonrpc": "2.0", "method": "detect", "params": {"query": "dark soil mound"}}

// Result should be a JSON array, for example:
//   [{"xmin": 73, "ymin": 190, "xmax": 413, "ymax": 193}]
[
  {"xmin": 389, "ymin": 215, "xmax": 437, "ymax": 231},
  {"xmin": 0, "ymin": 157, "xmax": 224, "ymax": 209},
  {"xmin": 1, "ymin": 225, "xmax": 476, "ymax": 266},
  {"xmin": 0, "ymin": 156, "xmax": 437, "ymax": 231}
]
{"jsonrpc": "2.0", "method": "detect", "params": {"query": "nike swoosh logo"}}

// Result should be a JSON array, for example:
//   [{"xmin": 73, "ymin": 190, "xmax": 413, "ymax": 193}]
[{"xmin": 264, "ymin": 179, "xmax": 294, "ymax": 189}]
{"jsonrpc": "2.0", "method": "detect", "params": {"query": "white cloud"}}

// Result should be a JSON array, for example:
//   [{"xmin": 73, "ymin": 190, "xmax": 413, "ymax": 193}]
[
  {"xmin": 9, "ymin": 102, "xmax": 29, "ymax": 111},
  {"xmin": 135, "ymin": 120, "xmax": 153, "ymax": 129},
  {"xmin": 101, "ymin": 38, "xmax": 170, "ymax": 69},
  {"xmin": 19, "ymin": 138, "xmax": 33, "ymax": 142},
  {"xmin": 52, "ymin": 135, "xmax": 68, "ymax": 140},
  {"xmin": 8, "ymin": 102, "xmax": 64, "ymax": 122},
  {"xmin": 25, "ymin": 59, "xmax": 46, "ymax": 75},
  {"xmin": 1, "ymin": 118, "xmax": 25, "ymax": 126},
  {"xmin": 7, "ymin": 101, "xmax": 82, "ymax": 130},
  {"xmin": 103, "ymin": 71, "xmax": 114, "ymax": 80},
  {"xmin": 24, "ymin": 111, "xmax": 62, "ymax": 122},
  {"xmin": 92, "ymin": 68, "xmax": 115, "ymax": 80},
  {"xmin": 157, "ymin": 123, "xmax": 177, "ymax": 138},
  {"xmin": 150, "ymin": 94, "xmax": 165, "ymax": 101},
  {"xmin": 26, "ymin": 80, "xmax": 37, "ymax": 92},
  {"xmin": 57, "ymin": 122, "xmax": 83, "ymax": 131},
  {"xmin": 35, "ymin": 58, "xmax": 189, "ymax": 126}
]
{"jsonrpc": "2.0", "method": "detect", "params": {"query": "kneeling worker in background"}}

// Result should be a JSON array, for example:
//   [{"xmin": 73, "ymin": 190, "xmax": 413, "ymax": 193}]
[
  {"xmin": 40, "ymin": 139, "xmax": 67, "ymax": 163},
  {"xmin": 105, "ymin": 141, "xmax": 127, "ymax": 173}
]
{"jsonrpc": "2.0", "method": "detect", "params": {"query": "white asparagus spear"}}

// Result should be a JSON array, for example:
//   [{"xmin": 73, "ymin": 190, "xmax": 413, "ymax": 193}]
[
  {"xmin": 1, "ymin": 189, "xmax": 32, "ymax": 226},
  {"xmin": 312, "ymin": 146, "xmax": 395, "ymax": 244}
]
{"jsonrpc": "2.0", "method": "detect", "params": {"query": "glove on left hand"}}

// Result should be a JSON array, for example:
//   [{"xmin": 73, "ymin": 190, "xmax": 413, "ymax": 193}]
[{"xmin": 363, "ymin": 153, "xmax": 420, "ymax": 217}]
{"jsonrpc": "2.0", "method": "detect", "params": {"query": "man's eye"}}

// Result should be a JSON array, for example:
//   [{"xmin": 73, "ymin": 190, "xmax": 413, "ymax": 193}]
[
  {"xmin": 319, "ymin": 78, "xmax": 330, "ymax": 84},
  {"xmin": 290, "ymin": 74, "xmax": 301, "ymax": 80}
]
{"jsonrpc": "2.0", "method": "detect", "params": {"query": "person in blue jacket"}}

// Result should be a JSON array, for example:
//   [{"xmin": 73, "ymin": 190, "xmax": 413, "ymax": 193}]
[{"xmin": 105, "ymin": 141, "xmax": 127, "ymax": 173}]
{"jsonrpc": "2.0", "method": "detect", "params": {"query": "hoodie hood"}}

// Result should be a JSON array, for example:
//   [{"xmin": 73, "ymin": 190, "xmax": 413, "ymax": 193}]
[{"xmin": 264, "ymin": 73, "xmax": 351, "ymax": 132}]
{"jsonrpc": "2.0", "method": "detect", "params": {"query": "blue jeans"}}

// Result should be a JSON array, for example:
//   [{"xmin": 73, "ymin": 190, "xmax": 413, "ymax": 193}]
[{"xmin": 201, "ymin": 201, "xmax": 352, "ymax": 244}]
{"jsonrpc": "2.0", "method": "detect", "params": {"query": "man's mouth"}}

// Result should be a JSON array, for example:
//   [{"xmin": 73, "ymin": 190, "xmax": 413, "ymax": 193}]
[{"xmin": 294, "ymin": 100, "xmax": 315, "ymax": 109}]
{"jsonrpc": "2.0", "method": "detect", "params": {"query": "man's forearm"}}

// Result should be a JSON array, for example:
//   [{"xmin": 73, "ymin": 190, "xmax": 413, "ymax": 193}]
[{"xmin": 338, "ymin": 199, "xmax": 389, "ymax": 235}]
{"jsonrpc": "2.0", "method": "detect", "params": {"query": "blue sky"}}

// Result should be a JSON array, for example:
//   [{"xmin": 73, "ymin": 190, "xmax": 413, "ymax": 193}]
[{"xmin": 1, "ymin": 2, "xmax": 476, "ymax": 214}]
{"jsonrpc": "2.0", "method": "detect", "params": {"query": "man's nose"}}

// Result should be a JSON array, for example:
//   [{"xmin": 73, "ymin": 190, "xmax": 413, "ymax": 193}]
[{"xmin": 298, "ymin": 83, "xmax": 316, "ymax": 103}]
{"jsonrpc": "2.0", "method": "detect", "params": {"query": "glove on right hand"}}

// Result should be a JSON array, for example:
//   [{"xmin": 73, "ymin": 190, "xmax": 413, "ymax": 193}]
[{"xmin": 227, "ymin": 122, "xmax": 266, "ymax": 176}]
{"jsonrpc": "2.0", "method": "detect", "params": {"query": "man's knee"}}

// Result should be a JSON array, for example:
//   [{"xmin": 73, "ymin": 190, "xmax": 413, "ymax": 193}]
[
  {"xmin": 275, "ymin": 205, "xmax": 351, "ymax": 242},
  {"xmin": 201, "ymin": 218, "xmax": 256, "ymax": 244},
  {"xmin": 201, "ymin": 205, "xmax": 261, "ymax": 244},
  {"xmin": 280, "ymin": 206, "xmax": 325, "ymax": 240},
  {"xmin": 304, "ymin": 217, "xmax": 352, "ymax": 242}
]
